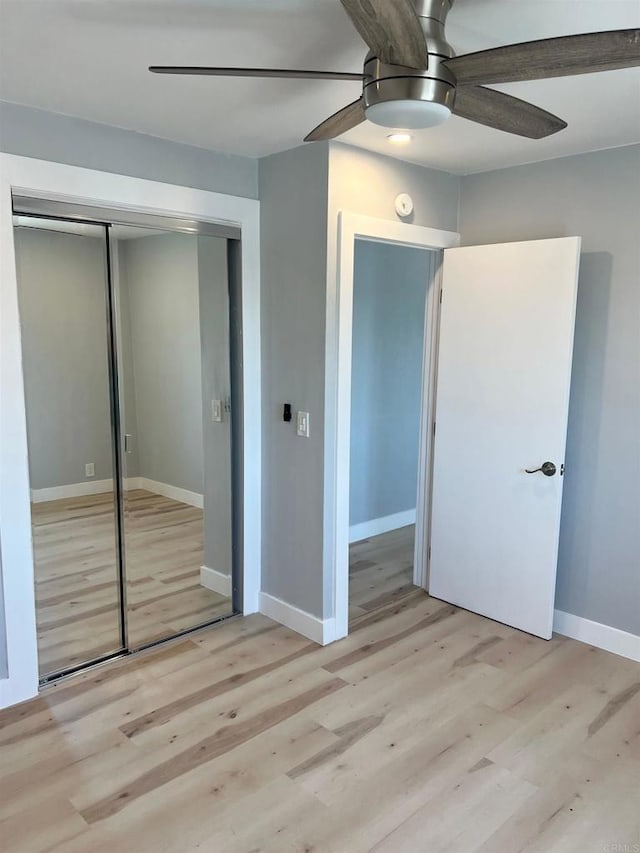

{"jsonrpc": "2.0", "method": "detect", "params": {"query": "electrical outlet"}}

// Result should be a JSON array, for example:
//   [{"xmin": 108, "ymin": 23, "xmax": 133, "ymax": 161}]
[
  {"xmin": 296, "ymin": 411, "xmax": 310, "ymax": 438},
  {"xmin": 211, "ymin": 399, "xmax": 223, "ymax": 422},
  {"xmin": 85, "ymin": 462, "xmax": 95, "ymax": 478}
]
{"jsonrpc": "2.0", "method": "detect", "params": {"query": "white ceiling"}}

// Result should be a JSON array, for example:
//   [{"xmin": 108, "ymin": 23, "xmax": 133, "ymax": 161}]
[{"xmin": 1, "ymin": 0, "xmax": 639, "ymax": 174}]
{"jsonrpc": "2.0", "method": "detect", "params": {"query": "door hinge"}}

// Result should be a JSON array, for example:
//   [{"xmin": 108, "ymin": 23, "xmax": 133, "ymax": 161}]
[
  {"xmin": 432, "ymin": 421, "xmax": 436, "ymax": 437},
  {"xmin": 439, "ymin": 288, "xmax": 443, "ymax": 304},
  {"xmin": 428, "ymin": 545, "xmax": 431, "ymax": 561}
]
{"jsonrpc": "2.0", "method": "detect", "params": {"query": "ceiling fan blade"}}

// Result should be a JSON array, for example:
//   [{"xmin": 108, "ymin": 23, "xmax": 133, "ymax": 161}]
[
  {"xmin": 453, "ymin": 86, "xmax": 567, "ymax": 139},
  {"xmin": 444, "ymin": 28, "xmax": 640, "ymax": 86},
  {"xmin": 305, "ymin": 98, "xmax": 366, "ymax": 142},
  {"xmin": 149, "ymin": 66, "xmax": 364, "ymax": 81},
  {"xmin": 340, "ymin": 0, "xmax": 428, "ymax": 69}
]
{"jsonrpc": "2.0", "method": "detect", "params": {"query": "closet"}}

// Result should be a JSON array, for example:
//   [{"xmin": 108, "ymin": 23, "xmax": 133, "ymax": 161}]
[{"xmin": 12, "ymin": 199, "xmax": 240, "ymax": 681}]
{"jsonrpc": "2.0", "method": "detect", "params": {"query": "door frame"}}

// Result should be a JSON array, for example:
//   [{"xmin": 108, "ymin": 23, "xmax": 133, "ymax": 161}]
[
  {"xmin": 327, "ymin": 212, "xmax": 459, "ymax": 642},
  {"xmin": 0, "ymin": 153, "xmax": 261, "ymax": 709}
]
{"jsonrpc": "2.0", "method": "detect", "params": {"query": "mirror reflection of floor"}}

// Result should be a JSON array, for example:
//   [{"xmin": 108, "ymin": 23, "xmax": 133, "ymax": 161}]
[
  {"xmin": 349, "ymin": 525, "xmax": 416, "ymax": 624},
  {"xmin": 32, "ymin": 489, "xmax": 232, "ymax": 676}
]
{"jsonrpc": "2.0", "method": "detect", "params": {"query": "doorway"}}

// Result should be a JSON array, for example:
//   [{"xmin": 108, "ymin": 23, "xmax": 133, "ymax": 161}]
[
  {"xmin": 13, "ymin": 201, "xmax": 241, "ymax": 681},
  {"xmin": 348, "ymin": 239, "xmax": 435, "ymax": 623},
  {"xmin": 328, "ymin": 213, "xmax": 460, "ymax": 642},
  {"xmin": 330, "ymin": 213, "xmax": 580, "ymax": 643}
]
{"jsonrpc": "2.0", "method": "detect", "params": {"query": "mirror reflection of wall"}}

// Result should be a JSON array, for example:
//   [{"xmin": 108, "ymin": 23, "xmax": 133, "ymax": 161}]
[
  {"xmin": 113, "ymin": 229, "xmax": 233, "ymax": 648},
  {"xmin": 14, "ymin": 213, "xmax": 237, "ymax": 680},
  {"xmin": 14, "ymin": 220, "xmax": 122, "ymax": 677}
]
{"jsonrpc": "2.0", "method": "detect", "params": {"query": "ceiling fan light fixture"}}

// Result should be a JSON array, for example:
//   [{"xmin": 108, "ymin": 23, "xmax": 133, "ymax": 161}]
[
  {"xmin": 387, "ymin": 132, "xmax": 412, "ymax": 144},
  {"xmin": 365, "ymin": 99, "xmax": 451, "ymax": 130}
]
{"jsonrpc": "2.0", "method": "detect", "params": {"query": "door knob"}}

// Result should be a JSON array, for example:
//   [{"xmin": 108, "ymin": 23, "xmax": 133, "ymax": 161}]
[{"xmin": 525, "ymin": 461, "xmax": 556, "ymax": 477}]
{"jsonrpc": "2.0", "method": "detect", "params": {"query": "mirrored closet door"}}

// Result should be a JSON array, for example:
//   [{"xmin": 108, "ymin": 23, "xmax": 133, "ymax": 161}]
[
  {"xmin": 13, "ymin": 205, "xmax": 238, "ymax": 682},
  {"xmin": 14, "ymin": 217, "xmax": 123, "ymax": 677},
  {"xmin": 112, "ymin": 226, "xmax": 234, "ymax": 649}
]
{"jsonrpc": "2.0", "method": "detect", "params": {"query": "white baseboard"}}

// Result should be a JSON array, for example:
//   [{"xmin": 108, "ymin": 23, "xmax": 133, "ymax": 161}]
[
  {"xmin": 554, "ymin": 609, "xmax": 640, "ymax": 662},
  {"xmin": 349, "ymin": 509, "xmax": 416, "ymax": 544},
  {"xmin": 31, "ymin": 476, "xmax": 204, "ymax": 509},
  {"xmin": 259, "ymin": 592, "xmax": 338, "ymax": 646},
  {"xmin": 31, "ymin": 479, "xmax": 114, "ymax": 503},
  {"xmin": 130, "ymin": 477, "xmax": 204, "ymax": 509},
  {"xmin": 200, "ymin": 566, "xmax": 232, "ymax": 598}
]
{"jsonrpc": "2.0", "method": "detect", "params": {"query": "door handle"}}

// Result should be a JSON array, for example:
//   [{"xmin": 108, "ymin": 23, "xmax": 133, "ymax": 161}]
[{"xmin": 525, "ymin": 461, "xmax": 556, "ymax": 477}]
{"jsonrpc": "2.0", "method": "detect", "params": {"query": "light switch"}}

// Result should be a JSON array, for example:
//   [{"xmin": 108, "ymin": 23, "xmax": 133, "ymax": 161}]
[
  {"xmin": 296, "ymin": 411, "xmax": 310, "ymax": 438},
  {"xmin": 211, "ymin": 399, "xmax": 223, "ymax": 422}
]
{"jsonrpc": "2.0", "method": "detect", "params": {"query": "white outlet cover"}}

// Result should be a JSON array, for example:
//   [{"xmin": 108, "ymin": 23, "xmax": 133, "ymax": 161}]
[
  {"xmin": 296, "ymin": 411, "xmax": 310, "ymax": 438},
  {"xmin": 211, "ymin": 399, "xmax": 223, "ymax": 422}
]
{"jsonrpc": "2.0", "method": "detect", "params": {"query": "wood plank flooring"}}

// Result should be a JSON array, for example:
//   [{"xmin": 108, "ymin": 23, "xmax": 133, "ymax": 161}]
[
  {"xmin": 2, "ymin": 586, "xmax": 638, "ymax": 852},
  {"xmin": 32, "ymin": 490, "xmax": 232, "ymax": 676},
  {"xmin": 349, "ymin": 525, "xmax": 415, "ymax": 620}
]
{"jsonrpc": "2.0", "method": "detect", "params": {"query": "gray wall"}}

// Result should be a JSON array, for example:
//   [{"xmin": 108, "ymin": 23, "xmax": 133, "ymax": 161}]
[
  {"xmin": 14, "ymin": 227, "xmax": 114, "ymax": 489},
  {"xmin": 119, "ymin": 233, "xmax": 204, "ymax": 495},
  {"xmin": 259, "ymin": 142, "xmax": 330, "ymax": 616},
  {"xmin": 0, "ymin": 548, "xmax": 7, "ymax": 679},
  {"xmin": 350, "ymin": 239, "xmax": 429, "ymax": 527},
  {"xmin": 328, "ymin": 143, "xmax": 460, "ymax": 228},
  {"xmin": 459, "ymin": 144, "xmax": 640, "ymax": 635},
  {"xmin": 0, "ymin": 100, "xmax": 258, "ymax": 199}
]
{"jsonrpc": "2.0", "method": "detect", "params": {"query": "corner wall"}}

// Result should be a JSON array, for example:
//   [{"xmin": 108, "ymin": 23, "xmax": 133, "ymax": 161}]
[
  {"xmin": 259, "ymin": 143, "xmax": 330, "ymax": 618},
  {"xmin": 119, "ymin": 233, "xmax": 204, "ymax": 495},
  {"xmin": 459, "ymin": 144, "xmax": 640, "ymax": 636}
]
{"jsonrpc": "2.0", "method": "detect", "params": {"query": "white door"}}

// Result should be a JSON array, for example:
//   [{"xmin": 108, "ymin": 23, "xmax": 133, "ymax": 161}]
[{"xmin": 428, "ymin": 237, "xmax": 581, "ymax": 639}]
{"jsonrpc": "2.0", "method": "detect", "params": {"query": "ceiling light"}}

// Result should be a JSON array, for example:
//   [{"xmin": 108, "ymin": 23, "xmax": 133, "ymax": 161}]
[
  {"xmin": 387, "ymin": 133, "xmax": 412, "ymax": 144},
  {"xmin": 367, "ymin": 100, "xmax": 451, "ymax": 130}
]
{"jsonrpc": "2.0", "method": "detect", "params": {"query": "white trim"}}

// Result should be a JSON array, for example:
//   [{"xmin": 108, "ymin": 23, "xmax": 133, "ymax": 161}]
[
  {"xmin": 259, "ymin": 592, "xmax": 337, "ymax": 646},
  {"xmin": 31, "ymin": 479, "xmax": 114, "ymax": 503},
  {"xmin": 0, "ymin": 153, "xmax": 261, "ymax": 709},
  {"xmin": 325, "ymin": 212, "xmax": 460, "ymax": 643},
  {"xmin": 200, "ymin": 566, "xmax": 232, "ymax": 598},
  {"xmin": 554, "ymin": 610, "xmax": 640, "ymax": 662},
  {"xmin": 30, "ymin": 476, "xmax": 204, "ymax": 507},
  {"xmin": 413, "ymin": 253, "xmax": 444, "ymax": 591},
  {"xmin": 349, "ymin": 509, "xmax": 416, "ymax": 544},
  {"xmin": 134, "ymin": 477, "xmax": 203, "ymax": 510}
]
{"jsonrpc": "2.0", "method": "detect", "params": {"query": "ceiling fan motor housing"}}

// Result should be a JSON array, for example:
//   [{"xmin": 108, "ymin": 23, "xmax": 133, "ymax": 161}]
[{"xmin": 363, "ymin": 0, "xmax": 457, "ymax": 127}]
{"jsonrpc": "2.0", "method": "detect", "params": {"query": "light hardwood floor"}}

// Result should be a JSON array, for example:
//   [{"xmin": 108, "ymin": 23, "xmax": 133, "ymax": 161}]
[
  {"xmin": 1, "ymin": 585, "xmax": 638, "ymax": 852},
  {"xmin": 32, "ymin": 489, "xmax": 232, "ymax": 676},
  {"xmin": 349, "ymin": 525, "xmax": 415, "ymax": 621}
]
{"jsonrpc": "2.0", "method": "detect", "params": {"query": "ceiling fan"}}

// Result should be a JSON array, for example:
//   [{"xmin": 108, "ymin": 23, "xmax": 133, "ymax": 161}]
[{"xmin": 149, "ymin": 0, "xmax": 640, "ymax": 142}]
